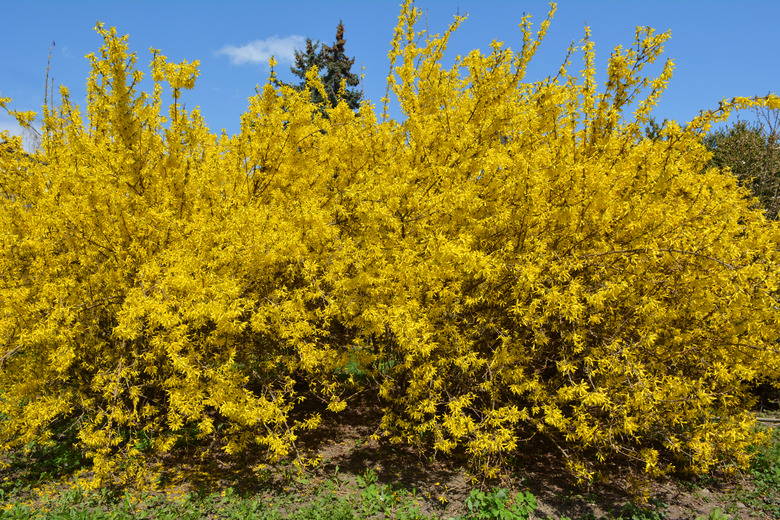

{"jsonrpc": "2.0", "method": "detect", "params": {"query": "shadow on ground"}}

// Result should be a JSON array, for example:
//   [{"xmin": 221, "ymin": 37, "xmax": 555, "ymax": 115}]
[{"xmin": 98, "ymin": 391, "xmax": 772, "ymax": 520}]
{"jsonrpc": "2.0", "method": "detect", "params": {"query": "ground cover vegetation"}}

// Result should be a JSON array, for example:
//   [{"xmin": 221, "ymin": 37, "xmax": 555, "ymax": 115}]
[
  {"xmin": 1, "ymin": 416, "xmax": 779, "ymax": 518},
  {"xmin": 1, "ymin": 0, "xmax": 780, "ymax": 513}
]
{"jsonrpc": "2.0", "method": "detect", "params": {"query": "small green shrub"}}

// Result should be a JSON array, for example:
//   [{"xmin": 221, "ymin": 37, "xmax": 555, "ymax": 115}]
[
  {"xmin": 695, "ymin": 507, "xmax": 732, "ymax": 520},
  {"xmin": 464, "ymin": 488, "xmax": 537, "ymax": 520}
]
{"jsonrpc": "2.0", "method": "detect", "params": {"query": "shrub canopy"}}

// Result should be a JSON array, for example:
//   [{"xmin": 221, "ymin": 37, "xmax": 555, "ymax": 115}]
[{"xmin": 1, "ymin": 2, "xmax": 780, "ymax": 487}]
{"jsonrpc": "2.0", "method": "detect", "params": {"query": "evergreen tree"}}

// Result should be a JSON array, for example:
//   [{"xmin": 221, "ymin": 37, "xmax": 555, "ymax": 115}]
[
  {"xmin": 643, "ymin": 116, "xmax": 668, "ymax": 141},
  {"xmin": 287, "ymin": 21, "xmax": 361, "ymax": 111},
  {"xmin": 289, "ymin": 38, "xmax": 324, "ymax": 100}
]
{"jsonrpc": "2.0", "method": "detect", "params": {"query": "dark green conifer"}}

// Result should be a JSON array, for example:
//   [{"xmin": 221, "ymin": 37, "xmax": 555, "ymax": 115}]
[{"xmin": 287, "ymin": 21, "xmax": 362, "ymax": 112}]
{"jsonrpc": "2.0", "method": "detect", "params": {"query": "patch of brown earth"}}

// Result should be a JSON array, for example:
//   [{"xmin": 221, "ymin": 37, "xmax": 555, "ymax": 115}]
[{"xmin": 282, "ymin": 392, "xmax": 773, "ymax": 519}]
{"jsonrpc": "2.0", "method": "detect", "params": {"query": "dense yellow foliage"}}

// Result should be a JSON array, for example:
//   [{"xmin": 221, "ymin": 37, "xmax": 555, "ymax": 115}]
[{"xmin": 2, "ymin": 3, "xmax": 780, "ymax": 486}]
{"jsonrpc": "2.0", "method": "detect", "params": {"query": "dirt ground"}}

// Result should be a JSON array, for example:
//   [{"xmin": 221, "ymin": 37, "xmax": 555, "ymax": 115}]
[
  {"xmin": 12, "ymin": 391, "xmax": 774, "ymax": 519},
  {"xmin": 272, "ymin": 393, "xmax": 776, "ymax": 520}
]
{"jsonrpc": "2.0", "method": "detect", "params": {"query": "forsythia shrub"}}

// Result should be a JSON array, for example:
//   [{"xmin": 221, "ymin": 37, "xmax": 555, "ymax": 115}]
[{"xmin": 2, "ymin": 1, "xmax": 780, "ymax": 487}]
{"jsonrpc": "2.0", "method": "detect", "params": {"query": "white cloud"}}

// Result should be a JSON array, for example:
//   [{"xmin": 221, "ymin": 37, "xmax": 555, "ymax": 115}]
[{"xmin": 217, "ymin": 35, "xmax": 306, "ymax": 66}]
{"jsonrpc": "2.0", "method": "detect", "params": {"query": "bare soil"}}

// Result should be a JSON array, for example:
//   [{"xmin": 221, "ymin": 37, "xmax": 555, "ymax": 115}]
[
  {"xmin": 226, "ymin": 392, "xmax": 777, "ymax": 519},
  {"xmin": 7, "ymin": 391, "xmax": 777, "ymax": 519}
]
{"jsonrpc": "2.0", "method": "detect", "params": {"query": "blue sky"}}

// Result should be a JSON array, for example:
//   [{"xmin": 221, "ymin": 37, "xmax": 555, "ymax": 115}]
[{"xmin": 1, "ymin": 0, "xmax": 779, "ymax": 141}]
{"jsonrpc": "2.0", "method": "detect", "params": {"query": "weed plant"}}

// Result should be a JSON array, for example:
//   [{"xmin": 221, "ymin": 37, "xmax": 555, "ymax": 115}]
[
  {"xmin": 3, "ymin": 422, "xmax": 779, "ymax": 519},
  {"xmin": 728, "ymin": 425, "xmax": 780, "ymax": 517}
]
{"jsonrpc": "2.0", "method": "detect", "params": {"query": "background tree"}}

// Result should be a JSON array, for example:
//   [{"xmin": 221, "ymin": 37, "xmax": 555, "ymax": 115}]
[
  {"xmin": 703, "ymin": 106, "xmax": 780, "ymax": 219},
  {"xmin": 643, "ymin": 116, "xmax": 668, "ymax": 141},
  {"xmin": 287, "ymin": 21, "xmax": 361, "ymax": 111}
]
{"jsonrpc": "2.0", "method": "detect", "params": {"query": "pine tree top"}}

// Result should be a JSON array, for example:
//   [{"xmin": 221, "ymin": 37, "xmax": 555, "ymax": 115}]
[{"xmin": 286, "ymin": 21, "xmax": 361, "ymax": 112}]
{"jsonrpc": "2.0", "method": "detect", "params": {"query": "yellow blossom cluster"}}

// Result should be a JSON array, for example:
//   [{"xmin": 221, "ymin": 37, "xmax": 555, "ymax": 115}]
[{"xmin": 1, "ymin": 1, "xmax": 779, "ymax": 486}]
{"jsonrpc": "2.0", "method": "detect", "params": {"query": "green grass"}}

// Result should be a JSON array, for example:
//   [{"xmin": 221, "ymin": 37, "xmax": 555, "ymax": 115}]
[
  {"xmin": 0, "ymin": 475, "xmax": 430, "ymax": 520},
  {"xmin": 725, "ymin": 425, "xmax": 780, "ymax": 518},
  {"xmin": 1, "ymin": 427, "xmax": 778, "ymax": 519},
  {"xmin": 0, "ymin": 477, "xmax": 762, "ymax": 520}
]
